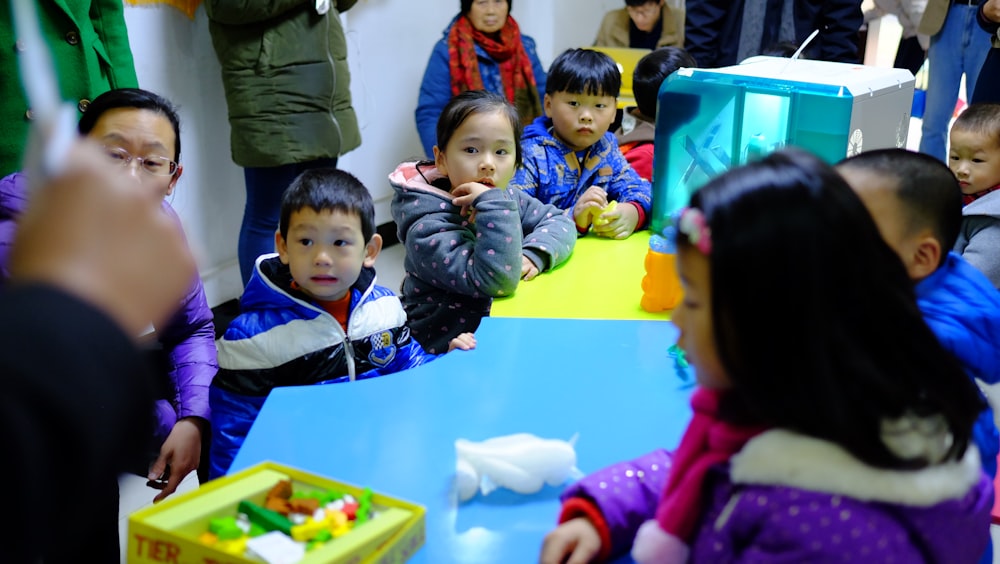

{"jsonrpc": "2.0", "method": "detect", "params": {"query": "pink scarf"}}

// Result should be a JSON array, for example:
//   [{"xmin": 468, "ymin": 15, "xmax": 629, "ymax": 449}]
[{"xmin": 633, "ymin": 387, "xmax": 766, "ymax": 562}]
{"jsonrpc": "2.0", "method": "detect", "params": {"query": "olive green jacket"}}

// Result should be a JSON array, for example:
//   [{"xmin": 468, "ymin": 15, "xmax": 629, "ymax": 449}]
[
  {"xmin": 0, "ymin": 0, "xmax": 138, "ymax": 177},
  {"xmin": 204, "ymin": 0, "xmax": 361, "ymax": 167}
]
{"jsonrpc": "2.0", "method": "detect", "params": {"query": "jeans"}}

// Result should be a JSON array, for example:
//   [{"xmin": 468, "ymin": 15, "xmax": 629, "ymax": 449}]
[
  {"xmin": 238, "ymin": 158, "xmax": 338, "ymax": 287},
  {"xmin": 919, "ymin": 3, "xmax": 992, "ymax": 162}
]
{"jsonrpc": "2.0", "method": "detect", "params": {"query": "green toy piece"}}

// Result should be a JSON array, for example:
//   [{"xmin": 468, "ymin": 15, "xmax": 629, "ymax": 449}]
[{"xmin": 237, "ymin": 500, "xmax": 293, "ymax": 535}]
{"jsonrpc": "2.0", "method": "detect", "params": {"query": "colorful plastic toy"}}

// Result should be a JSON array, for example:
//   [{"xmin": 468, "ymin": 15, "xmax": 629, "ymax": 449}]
[{"xmin": 454, "ymin": 433, "xmax": 583, "ymax": 502}]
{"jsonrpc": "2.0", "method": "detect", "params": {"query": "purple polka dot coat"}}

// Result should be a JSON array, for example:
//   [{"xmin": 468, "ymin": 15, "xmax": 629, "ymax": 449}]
[
  {"xmin": 389, "ymin": 162, "xmax": 576, "ymax": 353},
  {"xmin": 562, "ymin": 430, "xmax": 994, "ymax": 563}
]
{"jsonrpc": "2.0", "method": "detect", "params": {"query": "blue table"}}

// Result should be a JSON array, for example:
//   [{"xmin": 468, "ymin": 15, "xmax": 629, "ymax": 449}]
[{"xmin": 231, "ymin": 317, "xmax": 694, "ymax": 563}]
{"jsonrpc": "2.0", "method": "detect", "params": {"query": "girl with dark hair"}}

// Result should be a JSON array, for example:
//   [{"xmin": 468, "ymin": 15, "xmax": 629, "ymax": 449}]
[
  {"xmin": 391, "ymin": 90, "xmax": 575, "ymax": 354},
  {"xmin": 415, "ymin": 0, "xmax": 547, "ymax": 159},
  {"xmin": 540, "ymin": 148, "xmax": 993, "ymax": 564}
]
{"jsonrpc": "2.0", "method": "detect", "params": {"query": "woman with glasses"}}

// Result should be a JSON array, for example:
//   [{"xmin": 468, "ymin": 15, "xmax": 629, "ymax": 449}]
[
  {"xmin": 0, "ymin": 88, "xmax": 217, "ymax": 508},
  {"xmin": 594, "ymin": 0, "xmax": 686, "ymax": 50},
  {"xmin": 415, "ymin": 0, "xmax": 547, "ymax": 159}
]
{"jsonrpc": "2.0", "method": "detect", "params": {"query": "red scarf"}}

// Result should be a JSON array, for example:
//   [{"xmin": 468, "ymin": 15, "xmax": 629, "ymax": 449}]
[
  {"xmin": 963, "ymin": 184, "xmax": 1000, "ymax": 206},
  {"xmin": 447, "ymin": 15, "xmax": 542, "ymax": 125},
  {"xmin": 654, "ymin": 388, "xmax": 766, "ymax": 543}
]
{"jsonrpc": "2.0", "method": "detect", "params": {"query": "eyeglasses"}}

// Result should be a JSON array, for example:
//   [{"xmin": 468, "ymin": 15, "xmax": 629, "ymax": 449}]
[{"xmin": 102, "ymin": 146, "xmax": 177, "ymax": 176}]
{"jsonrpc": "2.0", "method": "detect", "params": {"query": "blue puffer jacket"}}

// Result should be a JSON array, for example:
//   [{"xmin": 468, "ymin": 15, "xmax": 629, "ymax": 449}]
[
  {"xmin": 0, "ymin": 172, "xmax": 216, "ymax": 444},
  {"xmin": 414, "ymin": 15, "xmax": 547, "ymax": 158},
  {"xmin": 210, "ymin": 254, "xmax": 436, "ymax": 477},
  {"xmin": 507, "ymin": 115, "xmax": 652, "ymax": 230},
  {"xmin": 917, "ymin": 252, "xmax": 1000, "ymax": 478}
]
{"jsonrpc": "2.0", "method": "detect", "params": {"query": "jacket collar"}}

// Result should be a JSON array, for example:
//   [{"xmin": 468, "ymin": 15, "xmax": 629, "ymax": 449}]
[{"xmin": 730, "ymin": 429, "xmax": 982, "ymax": 506}]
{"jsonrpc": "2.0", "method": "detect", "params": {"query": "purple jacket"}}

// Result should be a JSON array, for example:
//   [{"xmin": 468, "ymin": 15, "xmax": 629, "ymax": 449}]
[
  {"xmin": 0, "ymin": 172, "xmax": 216, "ymax": 443},
  {"xmin": 564, "ymin": 429, "xmax": 993, "ymax": 562}
]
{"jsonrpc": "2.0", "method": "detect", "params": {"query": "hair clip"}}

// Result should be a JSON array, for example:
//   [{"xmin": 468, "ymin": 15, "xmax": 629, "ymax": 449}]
[{"xmin": 675, "ymin": 207, "xmax": 712, "ymax": 255}]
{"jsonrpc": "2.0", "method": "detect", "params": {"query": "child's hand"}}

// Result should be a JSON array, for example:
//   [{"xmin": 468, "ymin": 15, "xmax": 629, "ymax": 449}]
[
  {"xmin": 572, "ymin": 186, "xmax": 609, "ymax": 231},
  {"xmin": 451, "ymin": 182, "xmax": 494, "ymax": 218},
  {"xmin": 448, "ymin": 332, "xmax": 477, "ymax": 352},
  {"xmin": 521, "ymin": 255, "xmax": 540, "ymax": 280},
  {"xmin": 592, "ymin": 201, "xmax": 639, "ymax": 240},
  {"xmin": 539, "ymin": 517, "xmax": 603, "ymax": 564}
]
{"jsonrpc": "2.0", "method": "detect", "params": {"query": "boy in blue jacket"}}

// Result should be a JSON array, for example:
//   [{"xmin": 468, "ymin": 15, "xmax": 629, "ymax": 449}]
[
  {"xmin": 508, "ymin": 48, "xmax": 652, "ymax": 239},
  {"xmin": 210, "ymin": 169, "xmax": 473, "ymax": 477},
  {"xmin": 838, "ymin": 149, "xmax": 1000, "ymax": 482}
]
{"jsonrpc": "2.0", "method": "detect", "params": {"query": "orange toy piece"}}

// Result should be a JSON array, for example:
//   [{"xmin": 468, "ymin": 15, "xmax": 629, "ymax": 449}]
[{"xmin": 640, "ymin": 247, "xmax": 682, "ymax": 312}]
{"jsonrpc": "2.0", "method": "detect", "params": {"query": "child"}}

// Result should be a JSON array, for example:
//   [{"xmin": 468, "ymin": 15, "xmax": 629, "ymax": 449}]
[
  {"xmin": 948, "ymin": 103, "xmax": 1000, "ymax": 288},
  {"xmin": 211, "ymin": 169, "xmax": 473, "ymax": 478},
  {"xmin": 614, "ymin": 46, "xmax": 696, "ymax": 181},
  {"xmin": 838, "ymin": 148, "xmax": 1000, "ymax": 564},
  {"xmin": 540, "ymin": 149, "xmax": 992, "ymax": 564},
  {"xmin": 391, "ymin": 90, "xmax": 576, "ymax": 354},
  {"xmin": 507, "ymin": 48, "xmax": 652, "ymax": 239}
]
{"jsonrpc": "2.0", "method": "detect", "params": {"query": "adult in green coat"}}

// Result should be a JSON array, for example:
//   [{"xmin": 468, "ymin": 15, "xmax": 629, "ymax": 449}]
[
  {"xmin": 0, "ymin": 0, "xmax": 138, "ymax": 177},
  {"xmin": 204, "ymin": 0, "xmax": 362, "ymax": 287}
]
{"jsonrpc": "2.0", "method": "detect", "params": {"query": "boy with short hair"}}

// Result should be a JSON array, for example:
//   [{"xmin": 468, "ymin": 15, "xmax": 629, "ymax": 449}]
[
  {"xmin": 948, "ymin": 103, "xmax": 1000, "ymax": 288},
  {"xmin": 209, "ymin": 169, "xmax": 472, "ymax": 478},
  {"xmin": 837, "ymin": 149, "xmax": 1000, "ymax": 487},
  {"xmin": 508, "ymin": 48, "xmax": 652, "ymax": 239},
  {"xmin": 613, "ymin": 46, "xmax": 696, "ymax": 181}
]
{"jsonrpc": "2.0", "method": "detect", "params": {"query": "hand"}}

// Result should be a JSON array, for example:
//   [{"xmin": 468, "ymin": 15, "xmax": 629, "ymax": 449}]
[
  {"xmin": 521, "ymin": 255, "xmax": 540, "ymax": 280},
  {"xmin": 985, "ymin": 0, "xmax": 1000, "ymax": 23},
  {"xmin": 9, "ymin": 141, "xmax": 195, "ymax": 336},
  {"xmin": 148, "ymin": 417, "xmax": 206, "ymax": 502},
  {"xmin": 572, "ymin": 187, "xmax": 609, "ymax": 231},
  {"xmin": 448, "ymin": 332, "xmax": 477, "ymax": 352},
  {"xmin": 451, "ymin": 182, "xmax": 493, "ymax": 218},
  {"xmin": 539, "ymin": 517, "xmax": 603, "ymax": 564},
  {"xmin": 592, "ymin": 202, "xmax": 639, "ymax": 240}
]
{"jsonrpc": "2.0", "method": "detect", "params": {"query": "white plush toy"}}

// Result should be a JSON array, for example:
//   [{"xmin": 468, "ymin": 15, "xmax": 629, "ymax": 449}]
[{"xmin": 454, "ymin": 433, "xmax": 583, "ymax": 502}]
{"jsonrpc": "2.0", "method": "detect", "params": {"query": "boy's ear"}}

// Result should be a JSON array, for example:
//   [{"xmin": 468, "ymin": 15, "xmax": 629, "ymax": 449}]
[
  {"xmin": 364, "ymin": 233, "xmax": 383, "ymax": 268},
  {"xmin": 275, "ymin": 231, "xmax": 291, "ymax": 265},
  {"xmin": 543, "ymin": 93, "xmax": 552, "ymax": 117},
  {"xmin": 909, "ymin": 233, "xmax": 941, "ymax": 281}
]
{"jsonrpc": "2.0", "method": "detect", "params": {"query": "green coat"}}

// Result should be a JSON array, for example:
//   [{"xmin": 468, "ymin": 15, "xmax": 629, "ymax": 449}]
[
  {"xmin": 204, "ymin": 0, "xmax": 361, "ymax": 168},
  {"xmin": 0, "ymin": 0, "xmax": 138, "ymax": 177}
]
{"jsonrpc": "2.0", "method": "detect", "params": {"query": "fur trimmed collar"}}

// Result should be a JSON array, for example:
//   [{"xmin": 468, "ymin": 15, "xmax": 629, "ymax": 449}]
[{"xmin": 730, "ymin": 429, "xmax": 982, "ymax": 506}]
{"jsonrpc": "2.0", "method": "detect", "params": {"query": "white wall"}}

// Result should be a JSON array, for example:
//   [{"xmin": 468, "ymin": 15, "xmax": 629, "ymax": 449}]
[{"xmin": 121, "ymin": 0, "xmax": 638, "ymax": 306}]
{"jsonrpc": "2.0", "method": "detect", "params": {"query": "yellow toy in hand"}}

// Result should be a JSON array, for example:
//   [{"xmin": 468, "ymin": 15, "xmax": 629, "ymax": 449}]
[{"xmin": 592, "ymin": 200, "xmax": 618, "ymax": 227}]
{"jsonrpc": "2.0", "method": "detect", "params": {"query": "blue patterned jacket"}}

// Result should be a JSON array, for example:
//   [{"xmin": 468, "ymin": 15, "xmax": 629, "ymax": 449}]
[{"xmin": 508, "ymin": 116, "xmax": 652, "ymax": 229}]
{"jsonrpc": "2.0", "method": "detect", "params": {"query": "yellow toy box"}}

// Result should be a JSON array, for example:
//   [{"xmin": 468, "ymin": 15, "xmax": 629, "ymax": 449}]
[{"xmin": 127, "ymin": 461, "xmax": 425, "ymax": 564}]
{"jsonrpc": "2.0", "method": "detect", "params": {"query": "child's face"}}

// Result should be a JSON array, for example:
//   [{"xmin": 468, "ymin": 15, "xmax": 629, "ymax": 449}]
[
  {"xmin": 544, "ymin": 90, "xmax": 618, "ymax": 152},
  {"xmin": 434, "ymin": 109, "xmax": 517, "ymax": 190},
  {"xmin": 276, "ymin": 208, "xmax": 381, "ymax": 302},
  {"xmin": 948, "ymin": 129, "xmax": 1000, "ymax": 195},
  {"xmin": 839, "ymin": 168, "xmax": 925, "ymax": 281},
  {"xmin": 673, "ymin": 245, "xmax": 730, "ymax": 390}
]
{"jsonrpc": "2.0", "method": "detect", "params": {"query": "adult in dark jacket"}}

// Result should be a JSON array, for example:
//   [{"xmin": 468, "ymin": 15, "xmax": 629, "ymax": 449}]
[
  {"xmin": 1, "ymin": 140, "xmax": 194, "ymax": 563},
  {"xmin": 415, "ymin": 0, "xmax": 546, "ymax": 158},
  {"xmin": 972, "ymin": 0, "xmax": 1000, "ymax": 104},
  {"xmin": 684, "ymin": 0, "xmax": 863, "ymax": 68},
  {"xmin": 0, "ymin": 88, "xmax": 218, "ymax": 499},
  {"xmin": 204, "ymin": 0, "xmax": 362, "ymax": 287}
]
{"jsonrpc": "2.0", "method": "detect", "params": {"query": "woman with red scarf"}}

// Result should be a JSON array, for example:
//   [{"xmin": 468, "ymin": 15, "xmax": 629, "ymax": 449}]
[{"xmin": 415, "ymin": 0, "xmax": 546, "ymax": 158}]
